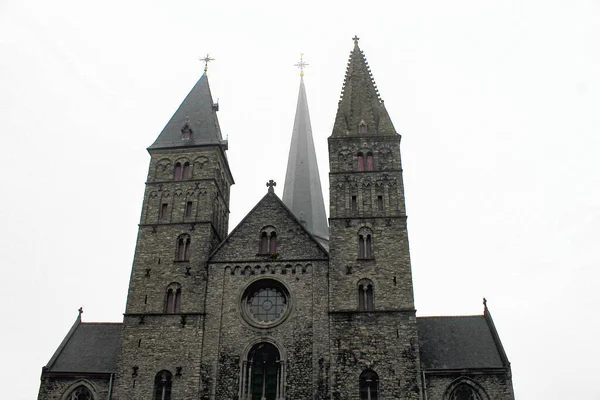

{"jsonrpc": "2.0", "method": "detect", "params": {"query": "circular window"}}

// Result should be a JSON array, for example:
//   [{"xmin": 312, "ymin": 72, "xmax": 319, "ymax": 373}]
[{"xmin": 242, "ymin": 279, "xmax": 290, "ymax": 327}]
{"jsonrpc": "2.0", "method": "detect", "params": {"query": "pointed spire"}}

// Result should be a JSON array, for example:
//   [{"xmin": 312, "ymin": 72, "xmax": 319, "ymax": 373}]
[
  {"xmin": 283, "ymin": 72, "xmax": 329, "ymax": 239},
  {"xmin": 331, "ymin": 37, "xmax": 397, "ymax": 137},
  {"xmin": 149, "ymin": 72, "xmax": 224, "ymax": 150}
]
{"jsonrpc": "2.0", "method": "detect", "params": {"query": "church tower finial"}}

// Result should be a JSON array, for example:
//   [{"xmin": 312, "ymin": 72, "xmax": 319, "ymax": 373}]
[
  {"xmin": 200, "ymin": 53, "xmax": 215, "ymax": 72},
  {"xmin": 295, "ymin": 53, "xmax": 308, "ymax": 77}
]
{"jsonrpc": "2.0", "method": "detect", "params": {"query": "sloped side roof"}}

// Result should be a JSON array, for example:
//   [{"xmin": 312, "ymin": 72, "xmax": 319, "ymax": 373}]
[
  {"xmin": 149, "ymin": 72, "xmax": 223, "ymax": 150},
  {"xmin": 417, "ymin": 316, "xmax": 504, "ymax": 370},
  {"xmin": 210, "ymin": 190, "xmax": 329, "ymax": 262},
  {"xmin": 46, "ymin": 323, "xmax": 122, "ymax": 373}
]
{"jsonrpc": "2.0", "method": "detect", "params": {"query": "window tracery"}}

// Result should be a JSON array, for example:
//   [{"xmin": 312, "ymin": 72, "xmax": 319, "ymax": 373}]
[{"xmin": 67, "ymin": 386, "xmax": 93, "ymax": 400}]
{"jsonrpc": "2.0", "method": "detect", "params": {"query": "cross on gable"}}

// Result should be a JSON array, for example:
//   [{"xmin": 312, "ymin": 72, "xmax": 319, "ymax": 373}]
[
  {"xmin": 352, "ymin": 35, "xmax": 360, "ymax": 45},
  {"xmin": 266, "ymin": 180, "xmax": 277, "ymax": 193}
]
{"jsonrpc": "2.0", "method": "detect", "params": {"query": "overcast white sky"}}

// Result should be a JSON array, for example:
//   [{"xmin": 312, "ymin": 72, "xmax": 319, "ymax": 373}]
[{"xmin": 1, "ymin": 0, "xmax": 599, "ymax": 398}]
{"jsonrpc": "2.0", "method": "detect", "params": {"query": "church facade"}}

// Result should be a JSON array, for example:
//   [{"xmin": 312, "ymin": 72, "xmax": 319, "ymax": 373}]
[{"xmin": 38, "ymin": 40, "xmax": 515, "ymax": 400}]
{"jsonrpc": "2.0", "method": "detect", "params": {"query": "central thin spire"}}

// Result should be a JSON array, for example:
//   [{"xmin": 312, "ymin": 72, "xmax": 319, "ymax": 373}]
[{"xmin": 282, "ymin": 66, "xmax": 328, "ymax": 239}]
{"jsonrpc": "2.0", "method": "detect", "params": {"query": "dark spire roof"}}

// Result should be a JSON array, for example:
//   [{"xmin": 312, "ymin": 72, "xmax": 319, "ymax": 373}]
[
  {"xmin": 331, "ymin": 39, "xmax": 397, "ymax": 137},
  {"xmin": 282, "ymin": 76, "xmax": 329, "ymax": 239},
  {"xmin": 149, "ymin": 72, "xmax": 224, "ymax": 150}
]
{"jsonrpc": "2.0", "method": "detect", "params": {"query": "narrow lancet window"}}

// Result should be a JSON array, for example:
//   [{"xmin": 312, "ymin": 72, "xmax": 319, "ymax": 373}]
[
  {"xmin": 176, "ymin": 235, "xmax": 191, "ymax": 261},
  {"xmin": 357, "ymin": 153, "xmax": 365, "ymax": 171},
  {"xmin": 174, "ymin": 163, "xmax": 182, "ymax": 180},
  {"xmin": 359, "ymin": 369, "xmax": 379, "ymax": 400},
  {"xmin": 165, "ymin": 283, "xmax": 182, "ymax": 313},
  {"xmin": 358, "ymin": 279, "xmax": 374, "ymax": 311},
  {"xmin": 259, "ymin": 226, "xmax": 277, "ymax": 255},
  {"xmin": 182, "ymin": 162, "xmax": 190, "ymax": 179},
  {"xmin": 154, "ymin": 370, "xmax": 173, "ymax": 400},
  {"xmin": 366, "ymin": 152, "xmax": 374, "ymax": 171}
]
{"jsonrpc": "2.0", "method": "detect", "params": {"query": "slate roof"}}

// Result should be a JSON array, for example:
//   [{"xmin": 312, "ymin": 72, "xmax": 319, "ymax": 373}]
[
  {"xmin": 45, "ymin": 320, "xmax": 122, "ymax": 373},
  {"xmin": 282, "ymin": 76, "xmax": 329, "ymax": 239},
  {"xmin": 331, "ymin": 40, "xmax": 397, "ymax": 137},
  {"xmin": 417, "ymin": 315, "xmax": 506, "ymax": 370},
  {"xmin": 149, "ymin": 72, "xmax": 224, "ymax": 150}
]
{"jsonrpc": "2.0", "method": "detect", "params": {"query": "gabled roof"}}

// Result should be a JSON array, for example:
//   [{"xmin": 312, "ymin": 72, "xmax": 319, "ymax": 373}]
[
  {"xmin": 44, "ymin": 315, "xmax": 121, "ymax": 374},
  {"xmin": 149, "ymin": 72, "xmax": 224, "ymax": 150},
  {"xmin": 210, "ymin": 189, "xmax": 329, "ymax": 262},
  {"xmin": 282, "ymin": 76, "xmax": 328, "ymax": 239},
  {"xmin": 417, "ymin": 315, "xmax": 506, "ymax": 370},
  {"xmin": 331, "ymin": 39, "xmax": 397, "ymax": 137}
]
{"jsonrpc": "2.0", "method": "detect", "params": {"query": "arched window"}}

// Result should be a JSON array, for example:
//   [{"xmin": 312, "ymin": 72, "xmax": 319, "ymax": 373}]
[
  {"xmin": 173, "ymin": 162, "xmax": 182, "ymax": 180},
  {"xmin": 359, "ymin": 369, "xmax": 379, "ymax": 400},
  {"xmin": 357, "ymin": 152, "xmax": 365, "ymax": 171},
  {"xmin": 67, "ymin": 385, "xmax": 93, "ymax": 400},
  {"xmin": 153, "ymin": 370, "xmax": 172, "ymax": 400},
  {"xmin": 182, "ymin": 162, "xmax": 190, "ymax": 179},
  {"xmin": 449, "ymin": 383, "xmax": 483, "ymax": 400},
  {"xmin": 176, "ymin": 234, "xmax": 191, "ymax": 261},
  {"xmin": 259, "ymin": 226, "xmax": 277, "ymax": 255},
  {"xmin": 240, "ymin": 343, "xmax": 284, "ymax": 400},
  {"xmin": 358, "ymin": 228, "xmax": 374, "ymax": 259},
  {"xmin": 165, "ymin": 283, "xmax": 182, "ymax": 313},
  {"xmin": 366, "ymin": 152, "xmax": 374, "ymax": 171},
  {"xmin": 358, "ymin": 279, "xmax": 374, "ymax": 311}
]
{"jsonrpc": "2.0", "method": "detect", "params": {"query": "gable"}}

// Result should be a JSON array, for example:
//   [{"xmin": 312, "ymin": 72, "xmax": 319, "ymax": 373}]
[{"xmin": 210, "ymin": 192, "xmax": 328, "ymax": 262}]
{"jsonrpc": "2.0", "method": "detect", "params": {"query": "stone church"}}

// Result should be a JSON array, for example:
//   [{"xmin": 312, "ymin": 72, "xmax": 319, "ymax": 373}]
[{"xmin": 38, "ymin": 39, "xmax": 515, "ymax": 400}]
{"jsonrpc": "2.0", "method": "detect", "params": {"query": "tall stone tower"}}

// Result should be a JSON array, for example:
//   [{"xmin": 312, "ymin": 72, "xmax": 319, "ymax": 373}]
[
  {"xmin": 327, "ymin": 38, "xmax": 421, "ymax": 398},
  {"xmin": 112, "ymin": 71, "xmax": 233, "ymax": 399}
]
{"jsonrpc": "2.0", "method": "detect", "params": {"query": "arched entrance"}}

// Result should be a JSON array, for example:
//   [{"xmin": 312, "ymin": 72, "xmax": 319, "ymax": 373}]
[{"xmin": 240, "ymin": 342, "xmax": 285, "ymax": 400}]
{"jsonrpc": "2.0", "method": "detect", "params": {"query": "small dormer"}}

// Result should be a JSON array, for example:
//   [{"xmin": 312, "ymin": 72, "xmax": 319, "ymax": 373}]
[
  {"xmin": 358, "ymin": 120, "xmax": 367, "ymax": 134},
  {"xmin": 181, "ymin": 123, "xmax": 193, "ymax": 140}
]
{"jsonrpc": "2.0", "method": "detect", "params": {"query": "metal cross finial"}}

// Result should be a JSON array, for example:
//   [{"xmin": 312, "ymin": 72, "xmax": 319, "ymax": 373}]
[
  {"xmin": 352, "ymin": 35, "xmax": 360, "ymax": 45},
  {"xmin": 483, "ymin": 297, "xmax": 488, "ymax": 308},
  {"xmin": 266, "ymin": 180, "xmax": 277, "ymax": 193},
  {"xmin": 200, "ymin": 53, "xmax": 215, "ymax": 72},
  {"xmin": 295, "ymin": 53, "xmax": 309, "ymax": 77}
]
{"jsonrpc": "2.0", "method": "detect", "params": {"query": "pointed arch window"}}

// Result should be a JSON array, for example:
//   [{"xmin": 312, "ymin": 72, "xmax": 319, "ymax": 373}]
[
  {"xmin": 357, "ymin": 152, "xmax": 365, "ymax": 171},
  {"xmin": 358, "ymin": 279, "xmax": 374, "ymax": 311},
  {"xmin": 259, "ymin": 226, "xmax": 277, "ymax": 255},
  {"xmin": 449, "ymin": 383, "xmax": 483, "ymax": 400},
  {"xmin": 240, "ymin": 342, "xmax": 285, "ymax": 400},
  {"xmin": 359, "ymin": 369, "xmax": 379, "ymax": 400},
  {"xmin": 358, "ymin": 228, "xmax": 374, "ymax": 259},
  {"xmin": 67, "ymin": 385, "xmax": 93, "ymax": 400},
  {"xmin": 165, "ymin": 283, "xmax": 182, "ymax": 313},
  {"xmin": 153, "ymin": 370, "xmax": 172, "ymax": 400},
  {"xmin": 176, "ymin": 234, "xmax": 191, "ymax": 261}
]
